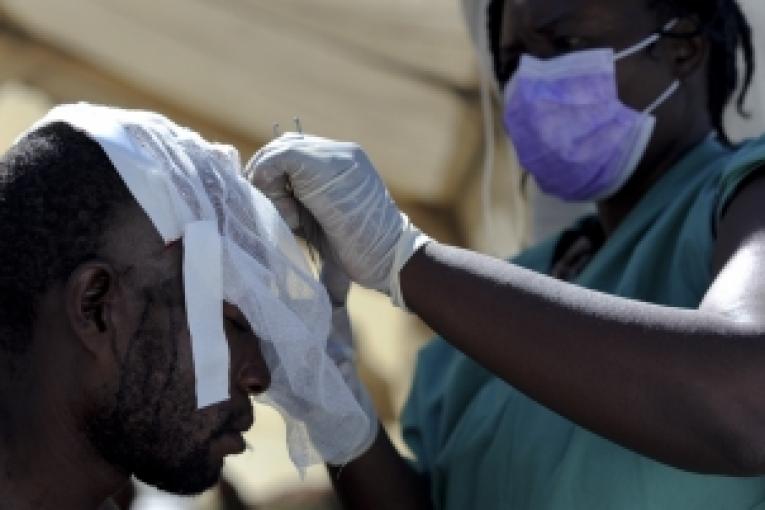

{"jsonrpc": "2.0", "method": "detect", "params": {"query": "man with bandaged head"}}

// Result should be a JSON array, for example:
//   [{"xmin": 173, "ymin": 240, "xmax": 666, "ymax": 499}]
[{"xmin": 0, "ymin": 104, "xmax": 376, "ymax": 509}]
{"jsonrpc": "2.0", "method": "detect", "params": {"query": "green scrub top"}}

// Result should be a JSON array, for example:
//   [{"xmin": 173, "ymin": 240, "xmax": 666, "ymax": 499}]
[{"xmin": 401, "ymin": 134, "xmax": 765, "ymax": 510}]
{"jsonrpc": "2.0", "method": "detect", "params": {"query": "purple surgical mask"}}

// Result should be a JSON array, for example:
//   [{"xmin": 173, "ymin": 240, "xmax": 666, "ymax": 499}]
[{"xmin": 502, "ymin": 21, "xmax": 680, "ymax": 202}]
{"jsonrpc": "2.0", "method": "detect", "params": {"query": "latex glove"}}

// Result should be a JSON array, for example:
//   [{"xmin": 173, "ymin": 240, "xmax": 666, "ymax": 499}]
[
  {"xmin": 246, "ymin": 133, "xmax": 431, "ymax": 308},
  {"xmin": 320, "ymin": 252, "xmax": 379, "ymax": 461}
]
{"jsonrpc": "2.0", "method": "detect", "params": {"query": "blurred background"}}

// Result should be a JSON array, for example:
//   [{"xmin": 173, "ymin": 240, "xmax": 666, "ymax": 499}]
[{"xmin": 0, "ymin": 1, "xmax": 762, "ymax": 508}]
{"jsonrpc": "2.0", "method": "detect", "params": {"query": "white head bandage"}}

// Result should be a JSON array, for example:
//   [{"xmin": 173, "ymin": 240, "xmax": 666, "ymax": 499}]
[{"xmin": 20, "ymin": 103, "xmax": 373, "ymax": 470}]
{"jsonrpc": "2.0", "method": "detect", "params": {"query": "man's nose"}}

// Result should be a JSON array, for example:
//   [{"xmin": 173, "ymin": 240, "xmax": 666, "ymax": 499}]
[
  {"xmin": 233, "ymin": 338, "xmax": 271, "ymax": 396},
  {"xmin": 236, "ymin": 359, "xmax": 270, "ymax": 396}
]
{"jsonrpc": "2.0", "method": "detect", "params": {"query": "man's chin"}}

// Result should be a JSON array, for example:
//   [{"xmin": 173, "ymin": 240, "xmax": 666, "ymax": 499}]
[
  {"xmin": 137, "ymin": 467, "xmax": 222, "ymax": 496},
  {"xmin": 134, "ymin": 448, "xmax": 223, "ymax": 496},
  {"xmin": 210, "ymin": 431, "xmax": 247, "ymax": 458}
]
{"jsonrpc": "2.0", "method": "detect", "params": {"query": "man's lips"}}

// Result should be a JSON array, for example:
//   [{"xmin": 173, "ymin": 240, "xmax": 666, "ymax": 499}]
[
  {"xmin": 228, "ymin": 409, "xmax": 254, "ymax": 434},
  {"xmin": 213, "ymin": 407, "xmax": 254, "ymax": 439},
  {"xmin": 209, "ymin": 405, "xmax": 254, "ymax": 458},
  {"xmin": 215, "ymin": 430, "xmax": 246, "ymax": 456}
]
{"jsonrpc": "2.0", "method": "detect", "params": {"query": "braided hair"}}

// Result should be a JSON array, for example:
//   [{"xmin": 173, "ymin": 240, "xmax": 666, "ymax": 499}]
[
  {"xmin": 0, "ymin": 123, "xmax": 133, "ymax": 355},
  {"xmin": 487, "ymin": 0, "xmax": 756, "ymax": 146},
  {"xmin": 651, "ymin": 0, "xmax": 755, "ymax": 146}
]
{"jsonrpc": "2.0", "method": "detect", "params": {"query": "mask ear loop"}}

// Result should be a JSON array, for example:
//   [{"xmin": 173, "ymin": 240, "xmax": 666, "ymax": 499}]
[
  {"xmin": 614, "ymin": 19, "xmax": 680, "ymax": 61},
  {"xmin": 614, "ymin": 33, "xmax": 662, "ymax": 61},
  {"xmin": 614, "ymin": 18, "xmax": 681, "ymax": 115},
  {"xmin": 644, "ymin": 80, "xmax": 680, "ymax": 114}
]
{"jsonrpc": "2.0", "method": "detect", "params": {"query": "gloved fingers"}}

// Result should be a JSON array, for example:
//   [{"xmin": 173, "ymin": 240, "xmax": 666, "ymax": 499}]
[
  {"xmin": 296, "ymin": 203, "xmax": 323, "ymax": 250},
  {"xmin": 247, "ymin": 133, "xmax": 363, "ymax": 192},
  {"xmin": 327, "ymin": 306, "xmax": 355, "ymax": 366},
  {"xmin": 248, "ymin": 132, "xmax": 413, "ymax": 299},
  {"xmin": 245, "ymin": 133, "xmax": 306, "ymax": 194},
  {"xmin": 320, "ymin": 252, "xmax": 351, "ymax": 306},
  {"xmin": 245, "ymin": 153, "xmax": 291, "ymax": 198},
  {"xmin": 247, "ymin": 132, "xmax": 342, "ymax": 175},
  {"xmin": 272, "ymin": 195, "xmax": 302, "ymax": 230}
]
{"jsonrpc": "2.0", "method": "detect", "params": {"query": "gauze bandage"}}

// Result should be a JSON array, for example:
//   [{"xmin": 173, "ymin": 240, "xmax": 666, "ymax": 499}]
[{"xmin": 20, "ymin": 103, "xmax": 374, "ymax": 471}]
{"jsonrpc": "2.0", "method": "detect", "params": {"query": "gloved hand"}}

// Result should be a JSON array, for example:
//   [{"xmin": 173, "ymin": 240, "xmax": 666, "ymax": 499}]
[
  {"xmin": 246, "ymin": 133, "xmax": 431, "ymax": 309},
  {"xmin": 320, "ymin": 250, "xmax": 379, "ymax": 462}
]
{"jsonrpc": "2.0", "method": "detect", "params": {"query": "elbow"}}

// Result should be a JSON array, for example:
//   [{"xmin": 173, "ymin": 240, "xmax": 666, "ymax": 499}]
[
  {"xmin": 677, "ymin": 380, "xmax": 765, "ymax": 475},
  {"xmin": 681, "ymin": 342, "xmax": 765, "ymax": 475},
  {"xmin": 719, "ymin": 427, "xmax": 765, "ymax": 476}
]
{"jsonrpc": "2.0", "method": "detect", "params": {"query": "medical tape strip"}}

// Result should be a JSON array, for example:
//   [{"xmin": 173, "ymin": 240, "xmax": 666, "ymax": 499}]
[
  {"xmin": 183, "ymin": 221, "xmax": 230, "ymax": 408},
  {"xmin": 22, "ymin": 104, "xmax": 231, "ymax": 409}
]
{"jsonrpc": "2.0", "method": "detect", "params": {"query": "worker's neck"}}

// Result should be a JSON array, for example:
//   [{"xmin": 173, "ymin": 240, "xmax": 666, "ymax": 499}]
[{"xmin": 597, "ymin": 121, "xmax": 713, "ymax": 235}]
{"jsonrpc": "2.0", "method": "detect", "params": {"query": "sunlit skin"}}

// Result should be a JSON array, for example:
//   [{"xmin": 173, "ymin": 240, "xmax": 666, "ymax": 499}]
[
  {"xmin": 0, "ymin": 202, "xmax": 270, "ymax": 510},
  {"xmin": 328, "ymin": 1, "xmax": 765, "ymax": 509}
]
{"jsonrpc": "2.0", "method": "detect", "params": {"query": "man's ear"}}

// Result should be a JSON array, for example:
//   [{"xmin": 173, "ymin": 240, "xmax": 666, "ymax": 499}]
[
  {"xmin": 665, "ymin": 17, "xmax": 709, "ymax": 80},
  {"xmin": 65, "ymin": 262, "xmax": 119, "ymax": 357}
]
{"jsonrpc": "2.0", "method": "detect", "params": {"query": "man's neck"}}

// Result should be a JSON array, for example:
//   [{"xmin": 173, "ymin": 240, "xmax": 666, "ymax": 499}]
[{"xmin": 0, "ymin": 383, "xmax": 128, "ymax": 510}]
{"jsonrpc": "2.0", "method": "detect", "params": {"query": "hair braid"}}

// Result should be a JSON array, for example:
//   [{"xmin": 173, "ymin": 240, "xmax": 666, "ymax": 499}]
[
  {"xmin": 676, "ymin": 0, "xmax": 754, "ymax": 145},
  {"xmin": 649, "ymin": 0, "xmax": 754, "ymax": 145}
]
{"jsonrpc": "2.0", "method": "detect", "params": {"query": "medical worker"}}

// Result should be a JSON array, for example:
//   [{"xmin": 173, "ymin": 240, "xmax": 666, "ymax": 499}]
[{"xmin": 250, "ymin": 0, "xmax": 765, "ymax": 508}]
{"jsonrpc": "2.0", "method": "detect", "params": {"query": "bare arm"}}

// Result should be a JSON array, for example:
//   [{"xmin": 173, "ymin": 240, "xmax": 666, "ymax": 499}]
[
  {"xmin": 400, "ymin": 173, "xmax": 765, "ymax": 475},
  {"xmin": 249, "ymin": 136, "xmax": 765, "ymax": 479},
  {"xmin": 327, "ymin": 426, "xmax": 432, "ymax": 510}
]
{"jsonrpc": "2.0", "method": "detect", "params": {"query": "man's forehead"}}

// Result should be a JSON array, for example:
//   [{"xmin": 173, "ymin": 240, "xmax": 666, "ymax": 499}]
[{"xmin": 100, "ymin": 200, "xmax": 175, "ymax": 270}]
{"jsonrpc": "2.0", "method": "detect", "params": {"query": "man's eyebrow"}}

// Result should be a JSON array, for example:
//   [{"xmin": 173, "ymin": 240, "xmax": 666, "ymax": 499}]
[
  {"xmin": 145, "ymin": 238, "xmax": 180, "ymax": 260},
  {"xmin": 162, "ymin": 239, "xmax": 181, "ymax": 252}
]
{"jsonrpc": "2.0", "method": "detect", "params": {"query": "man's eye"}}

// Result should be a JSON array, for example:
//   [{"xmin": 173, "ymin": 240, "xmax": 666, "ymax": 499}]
[{"xmin": 226, "ymin": 317, "xmax": 249, "ymax": 333}]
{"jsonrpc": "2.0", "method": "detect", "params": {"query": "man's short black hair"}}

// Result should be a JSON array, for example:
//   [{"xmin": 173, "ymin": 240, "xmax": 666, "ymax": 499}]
[{"xmin": 0, "ymin": 122, "xmax": 133, "ymax": 354}]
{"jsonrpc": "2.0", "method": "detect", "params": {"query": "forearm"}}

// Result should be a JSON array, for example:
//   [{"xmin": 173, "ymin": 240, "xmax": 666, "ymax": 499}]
[
  {"xmin": 401, "ymin": 241, "xmax": 765, "ymax": 475},
  {"xmin": 327, "ymin": 425, "xmax": 431, "ymax": 510}
]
